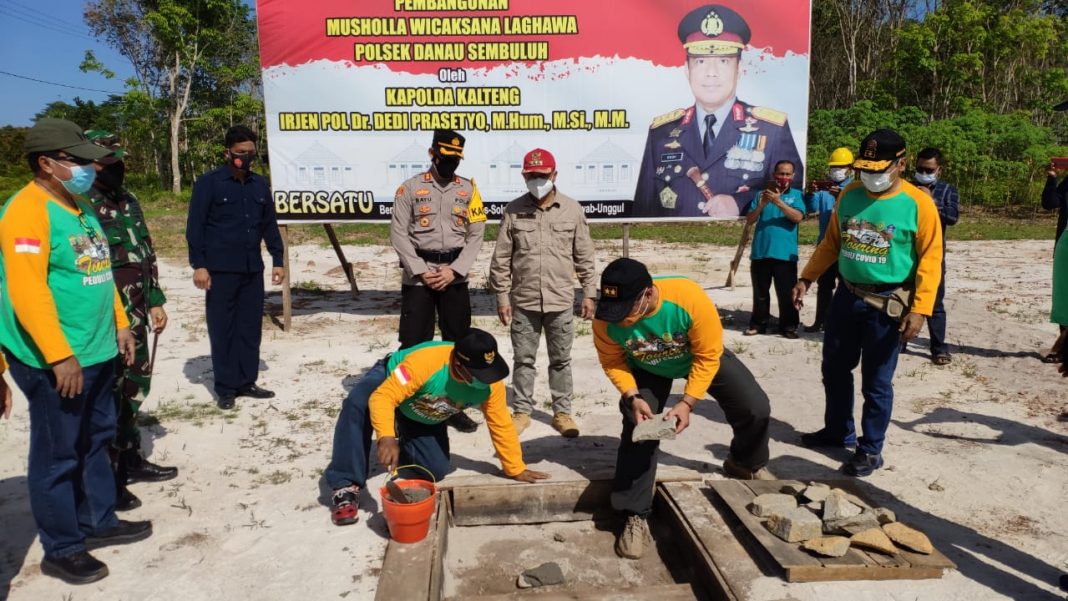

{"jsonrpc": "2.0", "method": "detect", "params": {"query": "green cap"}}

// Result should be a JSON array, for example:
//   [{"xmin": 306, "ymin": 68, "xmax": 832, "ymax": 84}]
[
  {"xmin": 85, "ymin": 129, "xmax": 126, "ymax": 159},
  {"xmin": 25, "ymin": 118, "xmax": 112, "ymax": 160}
]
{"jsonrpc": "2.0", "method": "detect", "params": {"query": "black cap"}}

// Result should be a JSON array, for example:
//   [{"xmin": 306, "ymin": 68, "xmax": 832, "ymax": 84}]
[
  {"xmin": 454, "ymin": 328, "xmax": 508, "ymax": 384},
  {"xmin": 595, "ymin": 258, "xmax": 654, "ymax": 323},
  {"xmin": 852, "ymin": 128, "xmax": 907, "ymax": 172},
  {"xmin": 432, "ymin": 129, "xmax": 465, "ymax": 158},
  {"xmin": 1054, "ymin": 99, "xmax": 1068, "ymax": 112},
  {"xmin": 25, "ymin": 118, "xmax": 112, "ymax": 160},
  {"xmin": 677, "ymin": 5, "xmax": 751, "ymax": 57}
]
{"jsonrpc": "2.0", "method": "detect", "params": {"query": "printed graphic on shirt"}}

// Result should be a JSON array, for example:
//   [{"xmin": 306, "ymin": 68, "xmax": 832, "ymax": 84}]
[
  {"xmin": 623, "ymin": 331, "xmax": 689, "ymax": 366},
  {"xmin": 69, "ymin": 233, "xmax": 114, "ymax": 286},
  {"xmin": 14, "ymin": 237, "xmax": 41, "ymax": 254},
  {"xmin": 406, "ymin": 394, "xmax": 463, "ymax": 421},
  {"xmin": 841, "ymin": 217, "xmax": 895, "ymax": 264}
]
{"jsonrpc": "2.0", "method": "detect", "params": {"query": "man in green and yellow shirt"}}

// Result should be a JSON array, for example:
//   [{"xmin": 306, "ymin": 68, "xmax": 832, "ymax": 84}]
[
  {"xmin": 792, "ymin": 129, "xmax": 943, "ymax": 477},
  {"xmin": 593, "ymin": 258, "xmax": 773, "ymax": 560},
  {"xmin": 324, "ymin": 328, "xmax": 549, "ymax": 526}
]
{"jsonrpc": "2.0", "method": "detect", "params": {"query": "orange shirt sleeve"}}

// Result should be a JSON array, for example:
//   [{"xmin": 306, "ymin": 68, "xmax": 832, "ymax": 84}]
[
  {"xmin": 0, "ymin": 190, "xmax": 73, "ymax": 364},
  {"xmin": 593, "ymin": 319, "xmax": 638, "ymax": 394},
  {"xmin": 369, "ymin": 355, "xmax": 437, "ymax": 438},
  {"xmin": 480, "ymin": 381, "xmax": 527, "ymax": 476},
  {"xmin": 0, "ymin": 352, "xmax": 7, "ymax": 373},
  {"xmin": 678, "ymin": 281, "xmax": 724, "ymax": 398},
  {"xmin": 113, "ymin": 288, "xmax": 130, "ymax": 329},
  {"xmin": 904, "ymin": 184, "xmax": 944, "ymax": 316}
]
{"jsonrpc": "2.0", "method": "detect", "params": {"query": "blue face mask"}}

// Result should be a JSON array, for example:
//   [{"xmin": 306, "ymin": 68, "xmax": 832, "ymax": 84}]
[{"xmin": 52, "ymin": 160, "xmax": 97, "ymax": 194}]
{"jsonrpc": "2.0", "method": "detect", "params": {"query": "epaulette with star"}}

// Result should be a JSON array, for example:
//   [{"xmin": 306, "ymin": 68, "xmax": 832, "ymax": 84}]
[
  {"xmin": 750, "ymin": 106, "xmax": 787, "ymax": 126},
  {"xmin": 649, "ymin": 108, "xmax": 687, "ymax": 130}
]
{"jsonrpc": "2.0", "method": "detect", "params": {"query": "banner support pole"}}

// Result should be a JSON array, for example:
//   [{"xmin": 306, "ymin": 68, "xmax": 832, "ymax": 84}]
[
  {"xmin": 622, "ymin": 223, "xmax": 630, "ymax": 258},
  {"xmin": 323, "ymin": 224, "xmax": 360, "ymax": 299},
  {"xmin": 280, "ymin": 224, "xmax": 292, "ymax": 332},
  {"xmin": 725, "ymin": 221, "xmax": 754, "ymax": 289}
]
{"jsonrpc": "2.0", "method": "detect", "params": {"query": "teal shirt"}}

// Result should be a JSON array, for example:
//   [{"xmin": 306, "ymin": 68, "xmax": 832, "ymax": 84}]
[
  {"xmin": 602, "ymin": 276, "xmax": 696, "ymax": 381},
  {"xmin": 748, "ymin": 188, "xmax": 805, "ymax": 261},
  {"xmin": 835, "ymin": 186, "xmax": 919, "ymax": 285},
  {"xmin": 386, "ymin": 341, "xmax": 491, "ymax": 425}
]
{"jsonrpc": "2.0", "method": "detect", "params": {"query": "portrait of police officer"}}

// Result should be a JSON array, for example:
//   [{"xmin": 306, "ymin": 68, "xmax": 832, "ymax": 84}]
[
  {"xmin": 389, "ymin": 129, "xmax": 487, "ymax": 432},
  {"xmin": 633, "ymin": 4, "xmax": 804, "ymax": 218}
]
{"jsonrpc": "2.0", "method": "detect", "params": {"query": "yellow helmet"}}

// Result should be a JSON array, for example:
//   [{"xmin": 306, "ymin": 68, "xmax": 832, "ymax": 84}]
[{"xmin": 828, "ymin": 147, "xmax": 854, "ymax": 167}]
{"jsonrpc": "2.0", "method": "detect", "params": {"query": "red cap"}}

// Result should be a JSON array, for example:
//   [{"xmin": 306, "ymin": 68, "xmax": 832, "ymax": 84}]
[{"xmin": 521, "ymin": 148, "xmax": 556, "ymax": 174}]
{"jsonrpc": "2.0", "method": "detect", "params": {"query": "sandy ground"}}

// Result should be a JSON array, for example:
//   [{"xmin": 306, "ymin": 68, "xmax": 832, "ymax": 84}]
[{"xmin": 1, "ymin": 238, "xmax": 1067, "ymax": 601}]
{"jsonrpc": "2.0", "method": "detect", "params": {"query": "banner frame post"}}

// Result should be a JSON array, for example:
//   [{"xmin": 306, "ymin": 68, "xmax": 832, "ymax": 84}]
[
  {"xmin": 280, "ymin": 224, "xmax": 293, "ymax": 332},
  {"xmin": 622, "ymin": 223, "xmax": 630, "ymax": 258},
  {"xmin": 323, "ymin": 224, "xmax": 360, "ymax": 300},
  {"xmin": 725, "ymin": 221, "xmax": 754, "ymax": 289}
]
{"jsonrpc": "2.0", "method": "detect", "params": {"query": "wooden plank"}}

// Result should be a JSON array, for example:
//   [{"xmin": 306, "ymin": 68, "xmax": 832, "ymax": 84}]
[
  {"xmin": 323, "ymin": 223, "xmax": 360, "ymax": 298},
  {"xmin": 428, "ymin": 494, "xmax": 450, "ymax": 601},
  {"xmin": 897, "ymin": 546, "xmax": 955, "ymax": 570},
  {"xmin": 375, "ymin": 492, "xmax": 443, "ymax": 600},
  {"xmin": 449, "ymin": 480, "xmax": 614, "ymax": 526},
  {"xmin": 457, "ymin": 583, "xmax": 697, "ymax": 601},
  {"xmin": 708, "ymin": 480, "xmax": 822, "ymax": 571},
  {"xmin": 739, "ymin": 480, "xmax": 804, "ymax": 497},
  {"xmin": 785, "ymin": 563, "xmax": 944, "ymax": 583},
  {"xmin": 725, "ymin": 221, "xmax": 754, "ymax": 289},
  {"xmin": 818, "ymin": 547, "xmax": 879, "ymax": 569},
  {"xmin": 437, "ymin": 470, "xmax": 702, "ymax": 491},
  {"xmin": 279, "ymin": 224, "xmax": 292, "ymax": 332}
]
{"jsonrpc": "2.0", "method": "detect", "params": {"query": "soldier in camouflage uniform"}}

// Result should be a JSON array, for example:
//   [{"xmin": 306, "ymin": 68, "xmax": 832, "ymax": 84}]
[{"xmin": 87, "ymin": 131, "xmax": 178, "ymax": 510}]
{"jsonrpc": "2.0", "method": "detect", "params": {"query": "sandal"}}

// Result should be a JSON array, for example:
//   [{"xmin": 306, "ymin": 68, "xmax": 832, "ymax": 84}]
[
  {"xmin": 932, "ymin": 354, "xmax": 951, "ymax": 366},
  {"xmin": 1042, "ymin": 353, "xmax": 1062, "ymax": 364},
  {"xmin": 331, "ymin": 485, "xmax": 360, "ymax": 526}
]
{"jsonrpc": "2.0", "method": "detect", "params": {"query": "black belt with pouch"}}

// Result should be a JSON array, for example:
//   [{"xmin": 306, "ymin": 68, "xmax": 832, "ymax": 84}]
[
  {"xmin": 841, "ymin": 279, "xmax": 914, "ymax": 321},
  {"xmin": 416, "ymin": 248, "xmax": 462, "ymax": 264}
]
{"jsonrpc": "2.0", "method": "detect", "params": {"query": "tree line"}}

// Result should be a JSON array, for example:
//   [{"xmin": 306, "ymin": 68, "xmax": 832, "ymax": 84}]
[{"xmin": 1, "ymin": 0, "xmax": 1067, "ymax": 208}]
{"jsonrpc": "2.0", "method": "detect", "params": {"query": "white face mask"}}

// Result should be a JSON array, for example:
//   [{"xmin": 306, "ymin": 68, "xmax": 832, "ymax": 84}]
[
  {"xmin": 860, "ymin": 169, "xmax": 895, "ymax": 193},
  {"xmin": 914, "ymin": 172, "xmax": 937, "ymax": 185},
  {"xmin": 828, "ymin": 167, "xmax": 849, "ymax": 183},
  {"xmin": 526, "ymin": 177, "xmax": 554, "ymax": 199}
]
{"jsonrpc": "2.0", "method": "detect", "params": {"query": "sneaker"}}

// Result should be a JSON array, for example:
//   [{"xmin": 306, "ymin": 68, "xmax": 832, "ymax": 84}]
[
  {"xmin": 800, "ymin": 429, "xmax": 857, "ymax": 453},
  {"xmin": 722, "ymin": 456, "xmax": 776, "ymax": 480},
  {"xmin": 331, "ymin": 485, "xmax": 360, "ymax": 526},
  {"xmin": 512, "ymin": 412, "xmax": 532, "ymax": 435},
  {"xmin": 447, "ymin": 410, "xmax": 479, "ymax": 433},
  {"xmin": 551, "ymin": 413, "xmax": 579, "ymax": 438},
  {"xmin": 615, "ymin": 514, "xmax": 652, "ymax": 559},
  {"xmin": 84, "ymin": 519, "xmax": 152, "ymax": 550},
  {"xmin": 842, "ymin": 450, "xmax": 884, "ymax": 477},
  {"xmin": 40, "ymin": 551, "xmax": 108, "ymax": 585}
]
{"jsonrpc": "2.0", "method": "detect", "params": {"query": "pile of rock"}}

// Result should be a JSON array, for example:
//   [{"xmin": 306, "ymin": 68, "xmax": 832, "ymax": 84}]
[{"xmin": 748, "ymin": 483, "xmax": 934, "ymax": 558}]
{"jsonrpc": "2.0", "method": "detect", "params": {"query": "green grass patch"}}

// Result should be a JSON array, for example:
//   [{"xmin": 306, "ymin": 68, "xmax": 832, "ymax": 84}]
[{"xmin": 140, "ymin": 400, "xmax": 236, "ymax": 427}]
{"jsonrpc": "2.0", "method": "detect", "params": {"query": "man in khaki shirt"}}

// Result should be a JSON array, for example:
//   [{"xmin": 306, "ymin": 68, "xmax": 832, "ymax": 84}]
[
  {"xmin": 390, "ymin": 129, "xmax": 487, "ymax": 432},
  {"xmin": 489, "ymin": 148, "xmax": 597, "ymax": 437}
]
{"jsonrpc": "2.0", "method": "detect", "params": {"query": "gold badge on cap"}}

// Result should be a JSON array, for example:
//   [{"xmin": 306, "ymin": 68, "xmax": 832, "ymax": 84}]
[
  {"xmin": 603, "ymin": 285, "xmax": 619, "ymax": 298},
  {"xmin": 451, "ymin": 137, "xmax": 460, "ymax": 146},
  {"xmin": 863, "ymin": 139, "xmax": 878, "ymax": 159},
  {"xmin": 484, "ymin": 351, "xmax": 495, "ymax": 362},
  {"xmin": 701, "ymin": 11, "xmax": 724, "ymax": 36}
]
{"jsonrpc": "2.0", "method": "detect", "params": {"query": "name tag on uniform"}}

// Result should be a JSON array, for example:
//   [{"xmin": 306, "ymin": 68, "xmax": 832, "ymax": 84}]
[
  {"xmin": 516, "ymin": 213, "xmax": 536, "ymax": 219},
  {"xmin": 660, "ymin": 153, "xmax": 683, "ymax": 163}
]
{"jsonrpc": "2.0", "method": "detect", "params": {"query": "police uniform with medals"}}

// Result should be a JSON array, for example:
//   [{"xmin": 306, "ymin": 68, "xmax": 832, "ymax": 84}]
[
  {"xmin": 633, "ymin": 5, "xmax": 803, "ymax": 218},
  {"xmin": 390, "ymin": 129, "xmax": 487, "ymax": 351}
]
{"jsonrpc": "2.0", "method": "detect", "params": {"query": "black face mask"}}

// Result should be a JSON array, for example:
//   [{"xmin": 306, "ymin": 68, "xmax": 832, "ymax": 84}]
[
  {"xmin": 229, "ymin": 151, "xmax": 255, "ymax": 171},
  {"xmin": 433, "ymin": 155, "xmax": 460, "ymax": 180},
  {"xmin": 97, "ymin": 160, "xmax": 126, "ymax": 191}
]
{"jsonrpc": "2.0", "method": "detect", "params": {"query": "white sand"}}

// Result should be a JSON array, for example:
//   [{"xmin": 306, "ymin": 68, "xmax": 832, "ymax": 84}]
[{"xmin": 1, "ymin": 239, "xmax": 1066, "ymax": 600}]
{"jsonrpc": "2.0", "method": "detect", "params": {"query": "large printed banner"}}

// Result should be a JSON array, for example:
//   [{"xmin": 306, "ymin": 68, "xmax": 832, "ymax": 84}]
[{"xmin": 257, "ymin": 0, "xmax": 812, "ymax": 223}]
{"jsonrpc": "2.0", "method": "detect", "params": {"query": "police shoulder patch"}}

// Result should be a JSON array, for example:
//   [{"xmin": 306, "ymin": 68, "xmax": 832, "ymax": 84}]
[
  {"xmin": 649, "ymin": 108, "xmax": 686, "ymax": 130},
  {"xmin": 750, "ymin": 106, "xmax": 787, "ymax": 126}
]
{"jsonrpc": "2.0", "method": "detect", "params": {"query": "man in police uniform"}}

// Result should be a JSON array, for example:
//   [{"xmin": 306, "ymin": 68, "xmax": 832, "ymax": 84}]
[
  {"xmin": 633, "ymin": 4, "xmax": 804, "ymax": 218},
  {"xmin": 390, "ymin": 129, "xmax": 486, "ymax": 432},
  {"xmin": 86, "ymin": 131, "xmax": 178, "ymax": 511}
]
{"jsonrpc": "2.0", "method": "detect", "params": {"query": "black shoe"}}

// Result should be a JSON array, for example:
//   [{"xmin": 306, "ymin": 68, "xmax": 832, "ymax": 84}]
[
  {"xmin": 217, "ymin": 394, "xmax": 236, "ymax": 410},
  {"xmin": 122, "ymin": 450, "xmax": 178, "ymax": 483},
  {"xmin": 115, "ymin": 486, "xmax": 142, "ymax": 512},
  {"xmin": 804, "ymin": 322, "xmax": 823, "ymax": 333},
  {"xmin": 236, "ymin": 384, "xmax": 275, "ymax": 399},
  {"xmin": 800, "ymin": 429, "xmax": 858, "ymax": 453},
  {"xmin": 85, "ymin": 520, "xmax": 153, "ymax": 550},
  {"xmin": 842, "ymin": 450, "xmax": 884, "ymax": 477},
  {"xmin": 781, "ymin": 330, "xmax": 799, "ymax": 339},
  {"xmin": 447, "ymin": 411, "xmax": 479, "ymax": 433},
  {"xmin": 40, "ymin": 551, "xmax": 108, "ymax": 584}
]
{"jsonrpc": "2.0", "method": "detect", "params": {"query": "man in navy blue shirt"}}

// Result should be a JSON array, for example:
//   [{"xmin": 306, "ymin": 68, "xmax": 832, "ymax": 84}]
[
  {"xmin": 913, "ymin": 147, "xmax": 959, "ymax": 365},
  {"xmin": 186, "ymin": 125, "xmax": 284, "ymax": 409}
]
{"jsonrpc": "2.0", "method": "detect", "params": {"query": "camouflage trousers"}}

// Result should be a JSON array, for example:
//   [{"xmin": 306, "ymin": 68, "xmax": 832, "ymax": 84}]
[{"xmin": 112, "ymin": 269, "xmax": 154, "ymax": 452}]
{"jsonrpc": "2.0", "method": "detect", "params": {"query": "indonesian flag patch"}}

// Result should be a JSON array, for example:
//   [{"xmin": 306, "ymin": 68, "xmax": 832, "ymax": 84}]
[
  {"xmin": 14, "ymin": 238, "xmax": 41, "ymax": 254},
  {"xmin": 392, "ymin": 364, "xmax": 412, "ymax": 386}
]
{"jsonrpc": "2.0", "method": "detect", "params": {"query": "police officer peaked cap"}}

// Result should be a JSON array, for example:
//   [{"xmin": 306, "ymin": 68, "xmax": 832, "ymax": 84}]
[
  {"xmin": 853, "ymin": 129, "xmax": 906, "ymax": 173},
  {"xmin": 432, "ymin": 129, "xmax": 465, "ymax": 158},
  {"xmin": 678, "ymin": 4, "xmax": 751, "ymax": 57}
]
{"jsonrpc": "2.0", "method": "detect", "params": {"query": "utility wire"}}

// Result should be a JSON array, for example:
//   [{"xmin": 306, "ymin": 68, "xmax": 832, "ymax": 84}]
[
  {"xmin": 0, "ymin": 69, "xmax": 122, "ymax": 95},
  {"xmin": 5, "ymin": 0, "xmax": 88, "ymax": 31},
  {"xmin": 0, "ymin": 7, "xmax": 95, "ymax": 40}
]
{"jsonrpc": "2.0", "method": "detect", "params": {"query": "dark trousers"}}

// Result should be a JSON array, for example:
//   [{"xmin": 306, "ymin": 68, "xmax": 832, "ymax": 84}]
[
  {"xmin": 610, "ymin": 351, "xmax": 771, "ymax": 517},
  {"xmin": 398, "ymin": 282, "xmax": 472, "ymax": 349},
  {"xmin": 6, "ymin": 354, "xmax": 119, "ymax": 558},
  {"xmin": 206, "ymin": 271, "xmax": 264, "ymax": 396},
  {"xmin": 812, "ymin": 262, "xmax": 839, "ymax": 327},
  {"xmin": 750, "ymin": 258, "xmax": 799, "ymax": 332},
  {"xmin": 926, "ymin": 260, "xmax": 948, "ymax": 355},
  {"xmin": 325, "ymin": 359, "xmax": 454, "ymax": 489},
  {"xmin": 821, "ymin": 286, "xmax": 902, "ymax": 456}
]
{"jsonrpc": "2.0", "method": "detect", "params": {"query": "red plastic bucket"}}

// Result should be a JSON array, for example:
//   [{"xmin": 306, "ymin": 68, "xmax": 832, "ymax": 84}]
[{"xmin": 379, "ymin": 479, "xmax": 437, "ymax": 543}]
